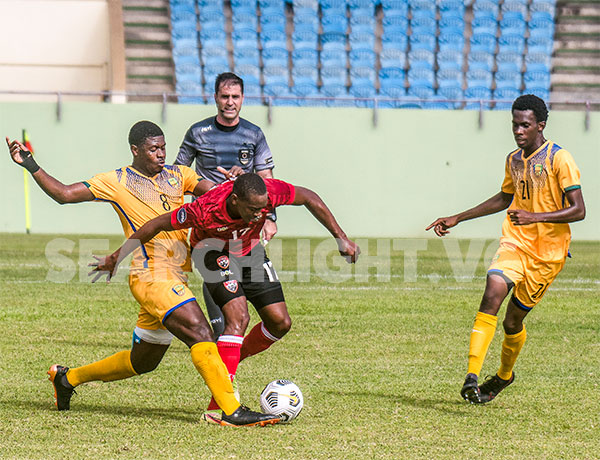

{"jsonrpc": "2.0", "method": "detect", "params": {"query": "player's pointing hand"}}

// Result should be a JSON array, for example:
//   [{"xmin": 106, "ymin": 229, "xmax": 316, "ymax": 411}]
[
  {"xmin": 6, "ymin": 137, "xmax": 29, "ymax": 164},
  {"xmin": 426, "ymin": 216, "xmax": 459, "ymax": 237},
  {"xmin": 88, "ymin": 253, "xmax": 120, "ymax": 283}
]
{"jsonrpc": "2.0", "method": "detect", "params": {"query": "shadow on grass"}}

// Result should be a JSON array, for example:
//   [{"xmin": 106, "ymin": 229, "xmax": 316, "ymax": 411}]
[
  {"xmin": 1, "ymin": 399, "xmax": 202, "ymax": 424},
  {"xmin": 326, "ymin": 389, "xmax": 499, "ymax": 416}
]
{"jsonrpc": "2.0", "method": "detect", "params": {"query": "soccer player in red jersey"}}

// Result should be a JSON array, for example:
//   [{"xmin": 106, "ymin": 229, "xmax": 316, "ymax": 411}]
[{"xmin": 91, "ymin": 173, "xmax": 360, "ymax": 422}]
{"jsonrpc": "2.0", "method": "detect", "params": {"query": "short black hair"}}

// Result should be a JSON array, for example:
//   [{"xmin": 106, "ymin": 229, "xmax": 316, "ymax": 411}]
[
  {"xmin": 128, "ymin": 121, "xmax": 164, "ymax": 147},
  {"xmin": 232, "ymin": 173, "xmax": 267, "ymax": 201},
  {"xmin": 215, "ymin": 72, "xmax": 244, "ymax": 95},
  {"xmin": 512, "ymin": 94, "xmax": 548, "ymax": 122}
]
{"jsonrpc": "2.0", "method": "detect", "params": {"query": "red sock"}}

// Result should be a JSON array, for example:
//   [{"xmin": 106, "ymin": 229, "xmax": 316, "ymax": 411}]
[
  {"xmin": 240, "ymin": 322, "xmax": 278, "ymax": 362},
  {"xmin": 206, "ymin": 335, "xmax": 243, "ymax": 411}
]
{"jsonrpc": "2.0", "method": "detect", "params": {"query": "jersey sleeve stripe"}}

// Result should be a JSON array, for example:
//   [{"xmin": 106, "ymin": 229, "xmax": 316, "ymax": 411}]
[{"xmin": 564, "ymin": 185, "xmax": 581, "ymax": 192}]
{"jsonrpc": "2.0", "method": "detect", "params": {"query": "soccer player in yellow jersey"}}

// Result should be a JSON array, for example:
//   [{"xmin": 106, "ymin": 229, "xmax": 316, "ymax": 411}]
[
  {"xmin": 426, "ymin": 95, "xmax": 586, "ymax": 404},
  {"xmin": 6, "ymin": 121, "xmax": 279, "ymax": 426}
]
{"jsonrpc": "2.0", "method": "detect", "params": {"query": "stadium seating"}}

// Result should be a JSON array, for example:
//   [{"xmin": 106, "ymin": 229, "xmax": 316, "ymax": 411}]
[
  {"xmin": 525, "ymin": 53, "xmax": 552, "ymax": 72},
  {"xmin": 292, "ymin": 65, "xmax": 318, "ymax": 85},
  {"xmin": 470, "ymin": 33, "xmax": 497, "ymax": 54},
  {"xmin": 349, "ymin": 83, "xmax": 376, "ymax": 108},
  {"xmin": 407, "ymin": 67, "xmax": 435, "ymax": 87},
  {"xmin": 321, "ymin": 49, "xmax": 347, "ymax": 67},
  {"xmin": 349, "ymin": 49, "xmax": 376, "ymax": 68},
  {"xmin": 408, "ymin": 49, "xmax": 435, "ymax": 70},
  {"xmin": 437, "ymin": 68, "xmax": 463, "ymax": 89},
  {"xmin": 466, "ymin": 69, "xmax": 493, "ymax": 89},
  {"xmin": 438, "ymin": 33, "xmax": 465, "ymax": 52},
  {"xmin": 495, "ymin": 51, "xmax": 523, "ymax": 73},
  {"xmin": 321, "ymin": 66, "xmax": 348, "ymax": 86},
  {"xmin": 437, "ymin": 49, "xmax": 463, "ymax": 70},
  {"xmin": 493, "ymin": 86, "xmax": 521, "ymax": 109},
  {"xmin": 380, "ymin": 48, "xmax": 407, "ymax": 69},
  {"xmin": 464, "ymin": 86, "xmax": 493, "ymax": 110},
  {"xmin": 437, "ymin": 84, "xmax": 464, "ymax": 109},
  {"xmin": 501, "ymin": 1, "xmax": 528, "ymax": 21},
  {"xmin": 498, "ymin": 34, "xmax": 525, "ymax": 55},
  {"xmin": 494, "ymin": 70, "xmax": 522, "ymax": 90},
  {"xmin": 468, "ymin": 51, "xmax": 494, "ymax": 71},
  {"xmin": 499, "ymin": 17, "xmax": 527, "ymax": 37},
  {"xmin": 382, "ymin": 31, "xmax": 409, "ymax": 52}
]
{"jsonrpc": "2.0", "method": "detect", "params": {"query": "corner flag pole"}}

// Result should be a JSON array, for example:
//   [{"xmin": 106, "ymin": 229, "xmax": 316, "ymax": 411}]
[{"xmin": 22, "ymin": 129, "xmax": 33, "ymax": 234}]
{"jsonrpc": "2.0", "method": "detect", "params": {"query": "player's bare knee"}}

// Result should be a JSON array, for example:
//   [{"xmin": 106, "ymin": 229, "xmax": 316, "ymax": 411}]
[{"xmin": 267, "ymin": 314, "xmax": 291, "ymax": 338}]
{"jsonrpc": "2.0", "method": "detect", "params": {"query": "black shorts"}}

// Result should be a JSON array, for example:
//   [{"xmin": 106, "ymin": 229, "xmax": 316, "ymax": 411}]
[{"xmin": 192, "ymin": 245, "xmax": 285, "ymax": 310}]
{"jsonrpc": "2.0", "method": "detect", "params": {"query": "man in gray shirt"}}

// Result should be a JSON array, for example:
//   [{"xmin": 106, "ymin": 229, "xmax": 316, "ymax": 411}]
[{"xmin": 174, "ymin": 72, "xmax": 278, "ymax": 338}]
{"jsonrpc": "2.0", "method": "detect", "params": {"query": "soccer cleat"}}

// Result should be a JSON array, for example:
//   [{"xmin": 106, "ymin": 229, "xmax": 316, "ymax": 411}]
[
  {"xmin": 47, "ymin": 364, "xmax": 76, "ymax": 411},
  {"xmin": 478, "ymin": 373, "xmax": 515, "ymax": 403},
  {"xmin": 216, "ymin": 405, "xmax": 280, "ymax": 427},
  {"xmin": 460, "ymin": 373, "xmax": 481, "ymax": 404},
  {"xmin": 202, "ymin": 410, "xmax": 222, "ymax": 424}
]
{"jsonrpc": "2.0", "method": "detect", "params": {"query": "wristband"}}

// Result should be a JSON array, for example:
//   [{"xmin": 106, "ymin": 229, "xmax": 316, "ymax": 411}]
[
  {"xmin": 266, "ymin": 209, "xmax": 277, "ymax": 222},
  {"xmin": 20, "ymin": 150, "xmax": 40, "ymax": 174}
]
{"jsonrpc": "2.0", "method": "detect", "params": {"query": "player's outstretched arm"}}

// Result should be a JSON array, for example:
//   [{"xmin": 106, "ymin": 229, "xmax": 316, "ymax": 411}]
[
  {"xmin": 89, "ymin": 212, "xmax": 174, "ymax": 282},
  {"xmin": 6, "ymin": 137, "xmax": 94, "ymax": 204},
  {"xmin": 508, "ymin": 187, "xmax": 586, "ymax": 225},
  {"xmin": 291, "ymin": 186, "xmax": 360, "ymax": 263},
  {"xmin": 426, "ymin": 191, "xmax": 513, "ymax": 237}
]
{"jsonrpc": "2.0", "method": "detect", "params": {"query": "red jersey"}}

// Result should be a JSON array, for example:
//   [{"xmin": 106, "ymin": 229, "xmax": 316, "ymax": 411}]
[{"xmin": 170, "ymin": 178, "xmax": 296, "ymax": 256}]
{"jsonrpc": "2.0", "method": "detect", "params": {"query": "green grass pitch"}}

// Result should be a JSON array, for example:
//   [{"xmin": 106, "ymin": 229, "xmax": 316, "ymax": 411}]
[{"xmin": 0, "ymin": 234, "xmax": 598, "ymax": 459}]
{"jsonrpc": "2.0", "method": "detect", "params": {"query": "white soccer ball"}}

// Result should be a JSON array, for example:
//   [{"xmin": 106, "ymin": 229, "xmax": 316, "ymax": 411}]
[{"xmin": 259, "ymin": 379, "xmax": 304, "ymax": 422}]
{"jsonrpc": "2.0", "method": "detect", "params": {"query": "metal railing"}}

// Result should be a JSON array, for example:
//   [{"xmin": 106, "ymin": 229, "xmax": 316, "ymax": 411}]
[{"xmin": 1, "ymin": 89, "xmax": 598, "ymax": 131}]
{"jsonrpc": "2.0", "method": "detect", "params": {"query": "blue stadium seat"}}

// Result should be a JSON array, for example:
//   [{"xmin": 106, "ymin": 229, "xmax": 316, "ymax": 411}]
[
  {"xmin": 320, "ymin": 49, "xmax": 347, "ymax": 67},
  {"xmin": 470, "ymin": 33, "xmax": 497, "ymax": 53},
  {"xmin": 292, "ymin": 30, "xmax": 319, "ymax": 50},
  {"xmin": 494, "ymin": 70, "xmax": 522, "ymax": 90},
  {"xmin": 173, "ymin": 39, "xmax": 199, "ymax": 58},
  {"xmin": 200, "ymin": 25, "xmax": 226, "ymax": 44},
  {"xmin": 234, "ymin": 46, "xmax": 260, "ymax": 66},
  {"xmin": 439, "ymin": 16, "xmax": 464, "ymax": 35},
  {"xmin": 409, "ymin": 0, "xmax": 436, "ymax": 17},
  {"xmin": 411, "ymin": 15, "xmax": 436, "ymax": 35},
  {"xmin": 348, "ymin": 0, "xmax": 375, "ymax": 10},
  {"xmin": 262, "ymin": 46, "xmax": 288, "ymax": 66},
  {"xmin": 260, "ymin": 0, "xmax": 286, "ymax": 8},
  {"xmin": 437, "ymin": 49, "xmax": 463, "ymax": 70},
  {"xmin": 175, "ymin": 58, "xmax": 202, "ymax": 80},
  {"xmin": 408, "ymin": 49, "xmax": 435, "ymax": 70},
  {"xmin": 407, "ymin": 67, "xmax": 434, "ymax": 87},
  {"xmin": 233, "ymin": 64, "xmax": 261, "ymax": 85},
  {"xmin": 172, "ymin": 19, "xmax": 197, "ymax": 40},
  {"xmin": 495, "ymin": 51, "xmax": 523, "ymax": 72},
  {"xmin": 292, "ymin": 48, "xmax": 318, "ymax": 65},
  {"xmin": 291, "ymin": 82, "xmax": 320, "ymax": 98},
  {"xmin": 349, "ymin": 83, "xmax": 376, "ymax": 108},
  {"xmin": 322, "ymin": 15, "xmax": 348, "ymax": 34},
  {"xmin": 530, "ymin": 7, "xmax": 555, "ymax": 22},
  {"xmin": 466, "ymin": 69, "xmax": 493, "ymax": 88},
  {"xmin": 501, "ymin": 1, "xmax": 527, "ymax": 21},
  {"xmin": 464, "ymin": 86, "xmax": 492, "ymax": 109},
  {"xmin": 261, "ymin": 29, "xmax": 287, "ymax": 48},
  {"xmin": 408, "ymin": 84, "xmax": 435, "ymax": 105},
  {"xmin": 321, "ymin": 66, "xmax": 347, "ymax": 86},
  {"xmin": 437, "ymin": 84, "xmax": 464, "ymax": 109},
  {"xmin": 171, "ymin": 0, "xmax": 195, "ymax": 5},
  {"xmin": 498, "ymin": 34, "xmax": 525, "ymax": 54},
  {"xmin": 527, "ymin": 36, "xmax": 554, "ymax": 55},
  {"xmin": 525, "ymin": 53, "xmax": 552, "ymax": 72},
  {"xmin": 320, "ymin": 0, "xmax": 346, "ymax": 9},
  {"xmin": 350, "ymin": 66, "xmax": 376, "ymax": 86},
  {"xmin": 380, "ymin": 0, "xmax": 408, "ymax": 16},
  {"xmin": 438, "ymin": 33, "xmax": 465, "ymax": 52},
  {"xmin": 231, "ymin": 27, "xmax": 258, "ymax": 47},
  {"xmin": 293, "ymin": 10, "xmax": 320, "ymax": 29},
  {"xmin": 203, "ymin": 63, "xmax": 229, "ymax": 83},
  {"xmin": 472, "ymin": 1, "xmax": 499, "ymax": 19},
  {"xmin": 499, "ymin": 17, "xmax": 526, "ymax": 37},
  {"xmin": 525, "ymin": 87, "xmax": 550, "ymax": 102},
  {"xmin": 382, "ymin": 13, "xmax": 409, "ymax": 32},
  {"xmin": 176, "ymin": 80, "xmax": 204, "ymax": 104},
  {"xmin": 380, "ymin": 48, "xmax": 407, "ymax": 68},
  {"xmin": 321, "ymin": 84, "xmax": 353, "ymax": 107},
  {"xmin": 471, "ymin": 16, "xmax": 498, "ymax": 36},
  {"xmin": 201, "ymin": 47, "xmax": 228, "ymax": 66},
  {"xmin": 171, "ymin": 3, "xmax": 196, "ymax": 22},
  {"xmin": 493, "ymin": 87, "xmax": 521, "ymax": 110},
  {"xmin": 261, "ymin": 12, "xmax": 286, "ymax": 28},
  {"xmin": 523, "ymin": 70, "xmax": 551, "ymax": 90},
  {"xmin": 350, "ymin": 14, "xmax": 375, "ymax": 33},
  {"xmin": 349, "ymin": 48, "xmax": 376, "ymax": 67},
  {"xmin": 528, "ymin": 17, "xmax": 555, "ymax": 39},
  {"xmin": 382, "ymin": 31, "xmax": 409, "ymax": 52},
  {"xmin": 263, "ymin": 83, "xmax": 293, "ymax": 105},
  {"xmin": 379, "ymin": 66, "xmax": 405, "ymax": 83},
  {"xmin": 199, "ymin": 6, "xmax": 224, "ymax": 22},
  {"xmin": 468, "ymin": 51, "xmax": 494, "ymax": 71},
  {"xmin": 231, "ymin": 0, "xmax": 256, "ymax": 7},
  {"xmin": 263, "ymin": 64, "xmax": 289, "ymax": 84},
  {"xmin": 321, "ymin": 32, "xmax": 347, "ymax": 50},
  {"xmin": 410, "ymin": 33, "xmax": 436, "ymax": 52},
  {"xmin": 439, "ymin": 0, "xmax": 464, "ymax": 18},
  {"xmin": 349, "ymin": 32, "xmax": 376, "ymax": 49},
  {"xmin": 292, "ymin": 65, "xmax": 318, "ymax": 85},
  {"xmin": 437, "ymin": 68, "xmax": 462, "ymax": 88}
]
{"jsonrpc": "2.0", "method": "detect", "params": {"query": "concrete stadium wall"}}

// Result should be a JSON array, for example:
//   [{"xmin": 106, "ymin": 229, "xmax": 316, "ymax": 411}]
[
  {"xmin": 1, "ymin": 101, "xmax": 598, "ymax": 240},
  {"xmin": 0, "ymin": 0, "xmax": 110, "ymax": 102}
]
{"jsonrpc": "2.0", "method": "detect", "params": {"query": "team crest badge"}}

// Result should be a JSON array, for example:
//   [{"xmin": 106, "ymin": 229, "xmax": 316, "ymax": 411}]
[
  {"xmin": 238, "ymin": 148, "xmax": 252, "ymax": 166},
  {"xmin": 168, "ymin": 177, "xmax": 179, "ymax": 187},
  {"xmin": 533, "ymin": 164, "xmax": 544, "ymax": 176},
  {"xmin": 172, "ymin": 284, "xmax": 186, "ymax": 296},
  {"xmin": 217, "ymin": 255, "xmax": 230, "ymax": 269},
  {"xmin": 177, "ymin": 207, "xmax": 187, "ymax": 224},
  {"xmin": 223, "ymin": 280, "xmax": 238, "ymax": 293}
]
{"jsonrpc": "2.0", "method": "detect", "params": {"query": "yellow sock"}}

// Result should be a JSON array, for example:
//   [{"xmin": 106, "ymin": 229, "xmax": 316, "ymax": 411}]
[
  {"xmin": 467, "ymin": 311, "xmax": 498, "ymax": 376},
  {"xmin": 497, "ymin": 326, "xmax": 527, "ymax": 380},
  {"xmin": 66, "ymin": 350, "xmax": 137, "ymax": 387},
  {"xmin": 190, "ymin": 342, "xmax": 239, "ymax": 416}
]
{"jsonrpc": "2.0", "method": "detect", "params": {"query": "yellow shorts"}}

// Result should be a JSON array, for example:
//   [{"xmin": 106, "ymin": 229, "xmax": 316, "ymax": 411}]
[
  {"xmin": 129, "ymin": 273, "xmax": 196, "ymax": 330},
  {"xmin": 488, "ymin": 243, "xmax": 565, "ymax": 310}
]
